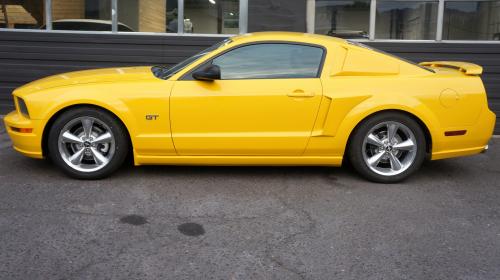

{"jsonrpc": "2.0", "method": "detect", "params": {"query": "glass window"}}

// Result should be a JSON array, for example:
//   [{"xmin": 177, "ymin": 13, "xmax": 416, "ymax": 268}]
[
  {"xmin": 247, "ymin": 0, "xmax": 306, "ymax": 32},
  {"xmin": 0, "ymin": 0, "xmax": 45, "ymax": 29},
  {"xmin": 443, "ymin": 1, "xmax": 500, "ymax": 40},
  {"xmin": 118, "ymin": 0, "xmax": 178, "ymax": 33},
  {"xmin": 51, "ymin": 0, "xmax": 112, "ymax": 31},
  {"xmin": 315, "ymin": 0, "xmax": 370, "ymax": 39},
  {"xmin": 212, "ymin": 44, "xmax": 324, "ymax": 80},
  {"xmin": 376, "ymin": 1, "xmax": 438, "ymax": 39},
  {"xmin": 184, "ymin": 0, "xmax": 239, "ymax": 34},
  {"xmin": 248, "ymin": 0, "xmax": 306, "ymax": 32},
  {"xmin": 154, "ymin": 38, "xmax": 233, "ymax": 79}
]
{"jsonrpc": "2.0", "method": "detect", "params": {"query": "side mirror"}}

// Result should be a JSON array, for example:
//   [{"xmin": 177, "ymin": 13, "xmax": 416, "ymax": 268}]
[{"xmin": 192, "ymin": 65, "xmax": 221, "ymax": 81}]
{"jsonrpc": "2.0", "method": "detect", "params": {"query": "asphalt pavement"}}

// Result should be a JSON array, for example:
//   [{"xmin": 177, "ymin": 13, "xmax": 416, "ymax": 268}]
[{"xmin": 1, "ymin": 120, "xmax": 500, "ymax": 280}]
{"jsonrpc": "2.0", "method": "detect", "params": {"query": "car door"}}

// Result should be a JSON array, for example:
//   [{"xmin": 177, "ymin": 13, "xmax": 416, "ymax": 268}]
[{"xmin": 170, "ymin": 42, "xmax": 325, "ymax": 156}]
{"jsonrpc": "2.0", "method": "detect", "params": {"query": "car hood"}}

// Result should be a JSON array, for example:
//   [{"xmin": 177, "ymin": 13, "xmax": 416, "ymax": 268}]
[{"xmin": 15, "ymin": 66, "xmax": 155, "ymax": 95}]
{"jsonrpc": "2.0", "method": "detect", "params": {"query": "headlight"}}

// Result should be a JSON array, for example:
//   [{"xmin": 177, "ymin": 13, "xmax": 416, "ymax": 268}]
[{"xmin": 16, "ymin": 97, "xmax": 30, "ymax": 118}]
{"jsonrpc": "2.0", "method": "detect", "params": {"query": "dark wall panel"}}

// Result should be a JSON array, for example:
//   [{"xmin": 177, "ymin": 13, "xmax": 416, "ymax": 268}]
[
  {"xmin": 0, "ymin": 31, "xmax": 220, "ymax": 113},
  {"xmin": 0, "ymin": 30, "xmax": 498, "ymax": 133}
]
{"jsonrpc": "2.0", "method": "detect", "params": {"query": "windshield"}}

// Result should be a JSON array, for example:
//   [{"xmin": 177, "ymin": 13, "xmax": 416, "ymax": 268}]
[{"xmin": 152, "ymin": 38, "xmax": 232, "ymax": 80}]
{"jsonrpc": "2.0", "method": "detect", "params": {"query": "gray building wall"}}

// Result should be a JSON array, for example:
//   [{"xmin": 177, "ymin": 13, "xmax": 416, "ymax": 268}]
[{"xmin": 0, "ymin": 30, "xmax": 498, "ymax": 134}]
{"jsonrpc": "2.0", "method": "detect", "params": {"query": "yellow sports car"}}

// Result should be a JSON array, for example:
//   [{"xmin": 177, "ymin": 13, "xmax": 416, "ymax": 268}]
[{"xmin": 3, "ymin": 32, "xmax": 496, "ymax": 182}]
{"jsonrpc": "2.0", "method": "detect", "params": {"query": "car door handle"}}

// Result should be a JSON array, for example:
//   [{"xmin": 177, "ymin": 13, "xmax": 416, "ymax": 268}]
[{"xmin": 287, "ymin": 89, "xmax": 315, "ymax": 98}]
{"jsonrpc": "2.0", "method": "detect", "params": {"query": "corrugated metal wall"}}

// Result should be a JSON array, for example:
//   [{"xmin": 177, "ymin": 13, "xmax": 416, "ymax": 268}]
[
  {"xmin": 0, "ymin": 31, "xmax": 498, "ymax": 133},
  {"xmin": 0, "ymin": 31, "xmax": 221, "ymax": 113}
]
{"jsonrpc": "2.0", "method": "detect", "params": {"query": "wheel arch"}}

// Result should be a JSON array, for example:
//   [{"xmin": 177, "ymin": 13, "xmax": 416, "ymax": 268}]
[
  {"xmin": 345, "ymin": 109, "xmax": 433, "ymax": 158},
  {"xmin": 41, "ymin": 103, "xmax": 133, "ymax": 158}
]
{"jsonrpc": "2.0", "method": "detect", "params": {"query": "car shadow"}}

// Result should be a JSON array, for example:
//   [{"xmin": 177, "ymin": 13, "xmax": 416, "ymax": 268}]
[{"xmin": 3, "ymin": 147, "xmax": 483, "ymax": 187}]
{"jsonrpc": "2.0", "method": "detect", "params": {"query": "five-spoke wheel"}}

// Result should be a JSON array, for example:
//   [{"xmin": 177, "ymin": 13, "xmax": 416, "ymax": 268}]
[
  {"xmin": 58, "ymin": 117, "xmax": 115, "ymax": 173},
  {"xmin": 348, "ymin": 112, "xmax": 426, "ymax": 183},
  {"xmin": 48, "ymin": 107, "xmax": 129, "ymax": 179},
  {"xmin": 362, "ymin": 121, "xmax": 417, "ymax": 176}
]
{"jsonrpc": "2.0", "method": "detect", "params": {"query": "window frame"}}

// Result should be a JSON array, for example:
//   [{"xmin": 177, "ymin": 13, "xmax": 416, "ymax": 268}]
[
  {"xmin": 0, "ymin": 0, "xmax": 498, "ymax": 43},
  {"xmin": 313, "ymin": 0, "xmax": 372, "ymax": 39},
  {"xmin": 441, "ymin": 0, "xmax": 500, "ymax": 41},
  {"xmin": 0, "ymin": 0, "xmax": 247, "ymax": 36},
  {"xmin": 307, "ymin": 0, "xmax": 500, "ymax": 43},
  {"xmin": 179, "ymin": 41, "xmax": 328, "ymax": 81},
  {"xmin": 374, "ymin": 0, "xmax": 440, "ymax": 40}
]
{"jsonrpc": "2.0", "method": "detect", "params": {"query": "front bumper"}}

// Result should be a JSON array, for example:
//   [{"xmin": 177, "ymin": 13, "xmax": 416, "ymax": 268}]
[{"xmin": 3, "ymin": 111, "xmax": 44, "ymax": 159}]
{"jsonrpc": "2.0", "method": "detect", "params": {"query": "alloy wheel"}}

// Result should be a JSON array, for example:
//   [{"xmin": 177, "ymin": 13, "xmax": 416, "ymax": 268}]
[
  {"xmin": 57, "ymin": 116, "xmax": 116, "ymax": 173},
  {"xmin": 361, "ymin": 121, "xmax": 417, "ymax": 176}
]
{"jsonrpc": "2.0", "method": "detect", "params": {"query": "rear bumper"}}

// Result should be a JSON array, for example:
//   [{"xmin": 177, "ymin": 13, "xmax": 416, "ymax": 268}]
[
  {"xmin": 481, "ymin": 144, "xmax": 489, "ymax": 153},
  {"xmin": 431, "ymin": 108, "xmax": 496, "ymax": 160},
  {"xmin": 3, "ymin": 111, "xmax": 44, "ymax": 159}
]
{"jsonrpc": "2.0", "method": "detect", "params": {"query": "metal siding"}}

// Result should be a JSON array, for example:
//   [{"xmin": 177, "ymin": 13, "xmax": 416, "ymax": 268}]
[
  {"xmin": 0, "ymin": 31, "xmax": 220, "ymax": 110},
  {"xmin": 0, "ymin": 31, "xmax": 498, "ymax": 133}
]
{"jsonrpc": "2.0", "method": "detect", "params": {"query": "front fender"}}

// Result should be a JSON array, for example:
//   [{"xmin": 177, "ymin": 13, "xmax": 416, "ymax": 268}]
[
  {"xmin": 44, "ymin": 98, "xmax": 138, "ymax": 139},
  {"xmin": 24, "ymin": 80, "xmax": 176, "ymax": 158},
  {"xmin": 26, "ymin": 85, "xmax": 140, "ymax": 144}
]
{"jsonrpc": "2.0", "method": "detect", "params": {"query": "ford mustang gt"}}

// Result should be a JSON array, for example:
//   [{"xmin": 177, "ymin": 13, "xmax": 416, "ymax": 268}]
[{"xmin": 3, "ymin": 32, "xmax": 496, "ymax": 182}]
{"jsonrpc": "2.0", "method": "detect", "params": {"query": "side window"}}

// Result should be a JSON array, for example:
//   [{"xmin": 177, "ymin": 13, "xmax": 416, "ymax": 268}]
[{"xmin": 212, "ymin": 43, "xmax": 324, "ymax": 80}]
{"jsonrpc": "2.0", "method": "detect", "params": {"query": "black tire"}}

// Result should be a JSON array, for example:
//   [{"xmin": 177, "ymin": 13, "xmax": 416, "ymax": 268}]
[
  {"xmin": 347, "ymin": 112, "xmax": 427, "ymax": 183},
  {"xmin": 47, "ymin": 107, "xmax": 129, "ymax": 179}
]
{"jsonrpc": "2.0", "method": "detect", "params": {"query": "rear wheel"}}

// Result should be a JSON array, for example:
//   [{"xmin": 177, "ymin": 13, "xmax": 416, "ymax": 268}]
[
  {"xmin": 348, "ymin": 112, "xmax": 426, "ymax": 183},
  {"xmin": 48, "ymin": 107, "xmax": 129, "ymax": 179}
]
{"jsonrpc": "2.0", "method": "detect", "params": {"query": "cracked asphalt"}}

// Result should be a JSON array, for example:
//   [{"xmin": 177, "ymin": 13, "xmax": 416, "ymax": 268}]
[{"xmin": 1, "ymin": 121, "xmax": 500, "ymax": 280}]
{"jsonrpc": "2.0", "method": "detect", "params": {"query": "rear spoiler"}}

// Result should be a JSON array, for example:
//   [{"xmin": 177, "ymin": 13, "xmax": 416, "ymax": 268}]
[{"xmin": 419, "ymin": 61, "xmax": 483, "ymax": 75}]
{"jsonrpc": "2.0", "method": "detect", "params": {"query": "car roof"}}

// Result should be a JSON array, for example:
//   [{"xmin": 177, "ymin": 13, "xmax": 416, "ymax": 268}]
[{"xmin": 229, "ymin": 31, "xmax": 348, "ymax": 47}]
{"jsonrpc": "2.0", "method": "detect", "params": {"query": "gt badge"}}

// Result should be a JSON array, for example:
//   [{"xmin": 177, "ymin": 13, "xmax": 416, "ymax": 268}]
[{"xmin": 146, "ymin": 114, "xmax": 159, "ymax": 120}]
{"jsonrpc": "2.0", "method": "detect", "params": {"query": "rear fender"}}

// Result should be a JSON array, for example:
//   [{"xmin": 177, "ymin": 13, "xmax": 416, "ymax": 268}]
[{"xmin": 333, "ymin": 95, "xmax": 440, "ymax": 155}]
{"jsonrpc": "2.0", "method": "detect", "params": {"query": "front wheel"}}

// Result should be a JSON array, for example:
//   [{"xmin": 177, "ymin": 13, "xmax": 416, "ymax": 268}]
[
  {"xmin": 348, "ymin": 112, "xmax": 427, "ymax": 183},
  {"xmin": 48, "ymin": 107, "xmax": 129, "ymax": 179}
]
